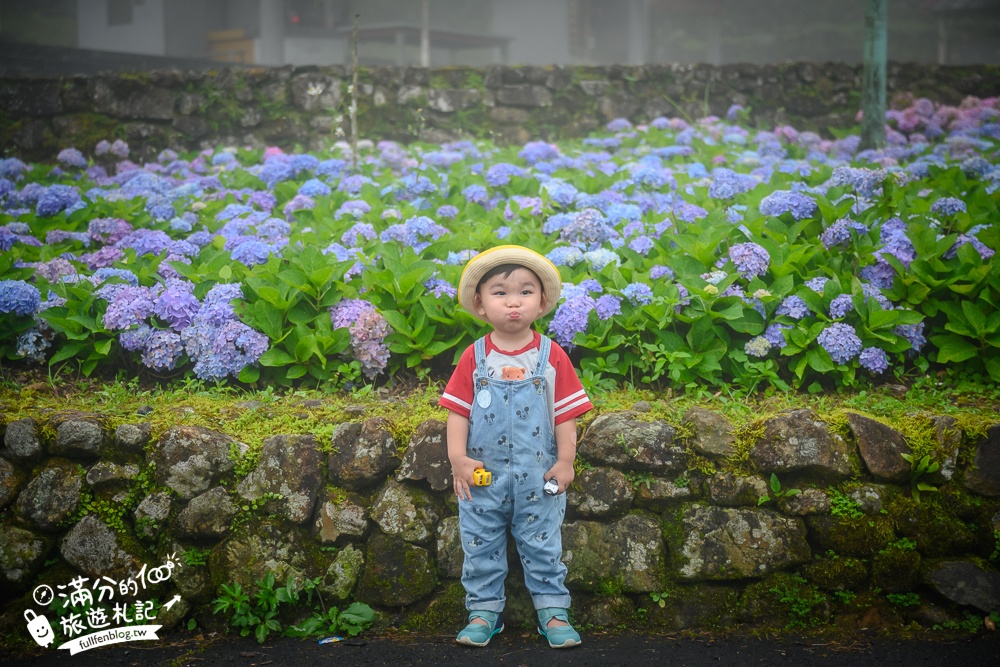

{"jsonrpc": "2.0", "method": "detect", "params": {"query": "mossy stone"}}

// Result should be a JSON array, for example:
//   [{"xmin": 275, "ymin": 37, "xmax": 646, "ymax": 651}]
[
  {"xmin": 800, "ymin": 556, "xmax": 869, "ymax": 592},
  {"xmin": 355, "ymin": 533, "xmax": 436, "ymax": 607},
  {"xmin": 885, "ymin": 494, "xmax": 976, "ymax": 558},
  {"xmin": 871, "ymin": 545, "xmax": 922, "ymax": 593},
  {"xmin": 805, "ymin": 514, "xmax": 896, "ymax": 558}
]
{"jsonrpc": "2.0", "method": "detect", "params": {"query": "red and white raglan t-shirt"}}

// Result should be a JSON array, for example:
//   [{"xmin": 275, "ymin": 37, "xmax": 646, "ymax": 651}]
[{"xmin": 439, "ymin": 332, "xmax": 593, "ymax": 429}]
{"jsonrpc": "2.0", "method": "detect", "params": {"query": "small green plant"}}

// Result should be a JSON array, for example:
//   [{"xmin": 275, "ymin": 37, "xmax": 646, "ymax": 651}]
[
  {"xmin": 649, "ymin": 591, "xmax": 670, "ymax": 608},
  {"xmin": 758, "ymin": 473, "xmax": 801, "ymax": 505},
  {"xmin": 990, "ymin": 530, "xmax": 1000, "ymax": 562},
  {"xmin": 768, "ymin": 575, "xmax": 827, "ymax": 629},
  {"xmin": 886, "ymin": 592, "xmax": 921, "ymax": 608},
  {"xmin": 213, "ymin": 573, "xmax": 375, "ymax": 644},
  {"xmin": 833, "ymin": 590, "xmax": 856, "ymax": 605},
  {"xmin": 183, "ymin": 547, "xmax": 212, "ymax": 567},
  {"xmin": 881, "ymin": 537, "xmax": 917, "ymax": 553},
  {"xmin": 828, "ymin": 488, "xmax": 864, "ymax": 519},
  {"xmin": 901, "ymin": 453, "xmax": 940, "ymax": 502}
]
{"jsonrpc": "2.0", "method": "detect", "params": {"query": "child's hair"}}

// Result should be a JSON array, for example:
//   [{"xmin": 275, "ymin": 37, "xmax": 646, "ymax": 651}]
[{"xmin": 476, "ymin": 263, "xmax": 545, "ymax": 293}]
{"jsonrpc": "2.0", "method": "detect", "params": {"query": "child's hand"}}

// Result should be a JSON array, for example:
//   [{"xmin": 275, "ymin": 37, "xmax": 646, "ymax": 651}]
[
  {"xmin": 451, "ymin": 455, "xmax": 484, "ymax": 502},
  {"xmin": 544, "ymin": 460, "xmax": 575, "ymax": 494}
]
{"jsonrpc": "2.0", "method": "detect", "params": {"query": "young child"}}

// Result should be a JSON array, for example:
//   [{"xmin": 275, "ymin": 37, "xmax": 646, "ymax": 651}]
[{"xmin": 439, "ymin": 245, "xmax": 593, "ymax": 649}]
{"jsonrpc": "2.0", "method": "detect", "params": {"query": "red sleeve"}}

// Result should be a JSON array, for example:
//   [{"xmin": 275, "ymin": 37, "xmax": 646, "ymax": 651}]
[
  {"xmin": 549, "ymin": 340, "xmax": 593, "ymax": 425},
  {"xmin": 438, "ymin": 344, "xmax": 476, "ymax": 418}
]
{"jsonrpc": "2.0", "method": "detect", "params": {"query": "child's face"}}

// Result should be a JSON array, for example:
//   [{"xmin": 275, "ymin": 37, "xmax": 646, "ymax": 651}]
[{"xmin": 474, "ymin": 267, "xmax": 547, "ymax": 336}]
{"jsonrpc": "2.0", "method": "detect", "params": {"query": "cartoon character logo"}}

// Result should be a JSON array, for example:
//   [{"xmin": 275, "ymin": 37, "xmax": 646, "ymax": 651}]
[{"xmin": 24, "ymin": 609, "xmax": 54, "ymax": 647}]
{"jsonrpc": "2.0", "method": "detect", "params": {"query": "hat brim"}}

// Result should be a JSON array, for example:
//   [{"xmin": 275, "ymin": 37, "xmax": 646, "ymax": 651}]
[{"xmin": 458, "ymin": 245, "xmax": 562, "ymax": 322}]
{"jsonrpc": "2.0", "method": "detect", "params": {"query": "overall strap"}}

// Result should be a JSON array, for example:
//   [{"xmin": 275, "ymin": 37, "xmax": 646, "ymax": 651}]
[
  {"xmin": 473, "ymin": 335, "xmax": 488, "ymax": 380},
  {"xmin": 532, "ymin": 335, "xmax": 551, "ymax": 378}
]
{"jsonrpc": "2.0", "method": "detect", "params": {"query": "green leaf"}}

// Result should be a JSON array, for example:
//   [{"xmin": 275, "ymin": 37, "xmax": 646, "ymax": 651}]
[
  {"xmin": 238, "ymin": 365, "xmax": 261, "ymax": 383},
  {"xmin": 930, "ymin": 334, "xmax": 979, "ymax": 363},
  {"xmin": 258, "ymin": 348, "xmax": 296, "ymax": 367},
  {"xmin": 219, "ymin": 264, "xmax": 233, "ymax": 281}
]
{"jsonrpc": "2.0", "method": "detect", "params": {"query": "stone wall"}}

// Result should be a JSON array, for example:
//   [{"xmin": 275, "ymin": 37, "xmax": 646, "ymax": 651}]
[
  {"xmin": 2, "ymin": 62, "xmax": 999, "ymax": 162},
  {"xmin": 2, "ymin": 403, "xmax": 999, "ymax": 638}
]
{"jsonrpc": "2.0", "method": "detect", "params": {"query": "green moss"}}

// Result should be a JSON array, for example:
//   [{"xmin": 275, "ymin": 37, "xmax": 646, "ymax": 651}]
[{"xmin": 399, "ymin": 581, "xmax": 466, "ymax": 632}]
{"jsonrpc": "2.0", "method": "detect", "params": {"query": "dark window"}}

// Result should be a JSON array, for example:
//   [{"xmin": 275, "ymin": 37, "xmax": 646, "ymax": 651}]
[{"xmin": 108, "ymin": 0, "xmax": 133, "ymax": 26}]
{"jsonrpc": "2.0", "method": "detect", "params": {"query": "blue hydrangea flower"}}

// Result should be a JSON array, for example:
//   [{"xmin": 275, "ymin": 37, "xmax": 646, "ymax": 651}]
[
  {"xmin": 930, "ymin": 197, "xmax": 966, "ymax": 216},
  {"xmin": 57, "ymin": 148, "xmax": 88, "ymax": 169},
  {"xmin": 777, "ymin": 295, "xmax": 810, "ymax": 320},
  {"xmin": 621, "ymin": 283, "xmax": 654, "ymax": 306},
  {"xmin": 36, "ymin": 184, "xmax": 83, "ymax": 217},
  {"xmin": 829, "ymin": 294, "xmax": 854, "ymax": 319},
  {"xmin": 299, "ymin": 178, "xmax": 332, "ymax": 198},
  {"xmin": 650, "ymin": 265, "xmax": 675, "ymax": 280},
  {"xmin": 729, "ymin": 242, "xmax": 770, "ymax": 279},
  {"xmin": 758, "ymin": 190, "xmax": 817, "ymax": 220},
  {"xmin": 628, "ymin": 235, "xmax": 655, "ymax": 255},
  {"xmin": 154, "ymin": 287, "xmax": 201, "ymax": 330},
  {"xmin": 560, "ymin": 209, "xmax": 613, "ymax": 247},
  {"xmin": 0, "ymin": 280, "xmax": 42, "ymax": 316},
  {"xmin": 764, "ymin": 323, "xmax": 791, "ymax": 349},
  {"xmin": 595, "ymin": 294, "xmax": 622, "ymax": 320},
  {"xmin": 858, "ymin": 347, "xmax": 889, "ymax": 373},
  {"xmin": 547, "ymin": 246, "xmax": 584, "ymax": 267},
  {"xmin": 141, "ymin": 329, "xmax": 185, "ymax": 370},
  {"xmin": 543, "ymin": 181, "xmax": 578, "ymax": 207},
  {"xmin": 817, "ymin": 322, "xmax": 863, "ymax": 364},
  {"xmin": 101, "ymin": 286, "xmax": 156, "ymax": 330},
  {"xmin": 548, "ymin": 294, "xmax": 596, "ymax": 350},
  {"xmin": 231, "ymin": 240, "xmax": 272, "ymax": 266},
  {"xmin": 16, "ymin": 328, "xmax": 51, "ymax": 363},
  {"xmin": 895, "ymin": 322, "xmax": 926, "ymax": 354},
  {"xmin": 821, "ymin": 218, "xmax": 868, "ymax": 249},
  {"xmin": 484, "ymin": 163, "xmax": 526, "ymax": 187},
  {"xmin": 829, "ymin": 166, "xmax": 887, "ymax": 199},
  {"xmin": 462, "ymin": 184, "xmax": 488, "ymax": 204},
  {"xmin": 519, "ymin": 141, "xmax": 560, "ymax": 165},
  {"xmin": 425, "ymin": 278, "xmax": 457, "ymax": 299},
  {"xmin": 436, "ymin": 204, "xmax": 459, "ymax": 219},
  {"xmin": 584, "ymin": 248, "xmax": 620, "ymax": 271}
]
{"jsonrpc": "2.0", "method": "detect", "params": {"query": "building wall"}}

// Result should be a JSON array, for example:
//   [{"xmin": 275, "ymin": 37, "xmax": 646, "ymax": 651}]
[{"xmin": 76, "ymin": 0, "xmax": 166, "ymax": 55}]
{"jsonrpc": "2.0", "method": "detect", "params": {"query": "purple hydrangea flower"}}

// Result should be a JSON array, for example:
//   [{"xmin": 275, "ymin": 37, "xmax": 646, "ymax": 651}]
[
  {"xmin": 36, "ymin": 184, "xmax": 83, "ymax": 217},
  {"xmin": 0, "ymin": 280, "xmax": 42, "ymax": 316},
  {"xmin": 758, "ymin": 190, "xmax": 817, "ymax": 220},
  {"xmin": 425, "ymin": 278, "xmax": 457, "ymax": 299},
  {"xmin": 930, "ymin": 197, "xmax": 966, "ymax": 216},
  {"xmin": 57, "ymin": 148, "xmax": 88, "ymax": 169},
  {"xmin": 115, "ymin": 229, "xmax": 172, "ymax": 257},
  {"xmin": 519, "ymin": 141, "xmax": 561, "ymax": 165},
  {"xmin": 945, "ymin": 233, "xmax": 995, "ymax": 261},
  {"xmin": 821, "ymin": 218, "xmax": 868, "ymax": 249},
  {"xmin": 829, "ymin": 294, "xmax": 855, "ymax": 319},
  {"xmin": 817, "ymin": 322, "xmax": 863, "ymax": 364},
  {"xmin": 462, "ymin": 184, "xmax": 488, "ymax": 204},
  {"xmin": 141, "ymin": 329, "xmax": 185, "ymax": 370},
  {"xmin": 109, "ymin": 139, "xmax": 129, "ymax": 159},
  {"xmin": 101, "ymin": 286, "xmax": 156, "ymax": 330},
  {"xmin": 88, "ymin": 218, "xmax": 133, "ymax": 246},
  {"xmin": 485, "ymin": 163, "xmax": 526, "ymax": 187},
  {"xmin": 829, "ymin": 166, "xmax": 887, "ymax": 199},
  {"xmin": 283, "ymin": 194, "xmax": 316, "ymax": 217},
  {"xmin": 858, "ymin": 347, "xmax": 890, "ymax": 373},
  {"xmin": 342, "ymin": 222, "xmax": 376, "ymax": 246},
  {"xmin": 595, "ymin": 294, "xmax": 622, "ymax": 320},
  {"xmin": 299, "ymin": 178, "xmax": 332, "ymax": 198},
  {"xmin": 154, "ymin": 287, "xmax": 201, "ymax": 330},
  {"xmin": 729, "ymin": 242, "xmax": 770, "ymax": 279},
  {"xmin": 777, "ymin": 295, "xmax": 810, "ymax": 320},
  {"xmin": 330, "ymin": 299, "xmax": 391, "ymax": 378},
  {"xmin": 895, "ymin": 322, "xmax": 926, "ymax": 354},
  {"xmin": 560, "ymin": 209, "xmax": 613, "ymax": 247},
  {"xmin": 436, "ymin": 204, "xmax": 459, "ymax": 219},
  {"xmin": 764, "ymin": 323, "xmax": 791, "ymax": 349},
  {"xmin": 650, "ymin": 265, "xmax": 675, "ymax": 280},
  {"xmin": 548, "ymin": 294, "xmax": 596, "ymax": 350},
  {"xmin": 628, "ymin": 235, "xmax": 655, "ymax": 255},
  {"xmin": 231, "ymin": 240, "xmax": 272, "ymax": 266}
]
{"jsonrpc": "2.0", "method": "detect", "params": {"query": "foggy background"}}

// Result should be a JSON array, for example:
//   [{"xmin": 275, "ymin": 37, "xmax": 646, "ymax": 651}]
[{"xmin": 1, "ymin": 0, "xmax": 999, "ymax": 75}]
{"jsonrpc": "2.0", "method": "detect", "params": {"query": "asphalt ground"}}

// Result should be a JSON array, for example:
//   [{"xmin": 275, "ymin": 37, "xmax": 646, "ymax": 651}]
[{"xmin": 4, "ymin": 629, "xmax": 1000, "ymax": 667}]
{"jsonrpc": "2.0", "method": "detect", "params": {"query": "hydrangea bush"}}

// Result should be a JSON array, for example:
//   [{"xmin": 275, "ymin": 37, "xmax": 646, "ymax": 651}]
[{"xmin": 1, "ymin": 93, "xmax": 998, "ymax": 391}]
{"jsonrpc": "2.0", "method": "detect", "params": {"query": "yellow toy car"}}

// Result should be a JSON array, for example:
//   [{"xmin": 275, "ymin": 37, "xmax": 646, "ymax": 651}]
[{"xmin": 473, "ymin": 468, "xmax": 492, "ymax": 486}]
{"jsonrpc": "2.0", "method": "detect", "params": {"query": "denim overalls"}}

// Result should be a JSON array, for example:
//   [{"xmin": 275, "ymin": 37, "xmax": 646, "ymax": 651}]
[{"xmin": 458, "ymin": 334, "xmax": 571, "ymax": 613}]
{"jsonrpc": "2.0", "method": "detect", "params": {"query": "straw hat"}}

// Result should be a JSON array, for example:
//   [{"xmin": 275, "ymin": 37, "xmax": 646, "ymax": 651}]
[{"xmin": 458, "ymin": 245, "xmax": 562, "ymax": 322}]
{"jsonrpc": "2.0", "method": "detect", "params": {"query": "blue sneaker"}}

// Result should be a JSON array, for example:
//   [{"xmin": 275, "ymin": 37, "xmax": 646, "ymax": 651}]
[
  {"xmin": 456, "ymin": 611, "xmax": 504, "ymax": 647},
  {"xmin": 537, "ymin": 608, "xmax": 581, "ymax": 649}
]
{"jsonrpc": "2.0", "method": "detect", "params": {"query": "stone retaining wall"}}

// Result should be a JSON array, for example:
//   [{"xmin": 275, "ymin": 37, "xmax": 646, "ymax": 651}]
[
  {"xmin": 2, "ymin": 63, "xmax": 999, "ymax": 162},
  {"xmin": 2, "ymin": 403, "xmax": 999, "ymax": 637}
]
